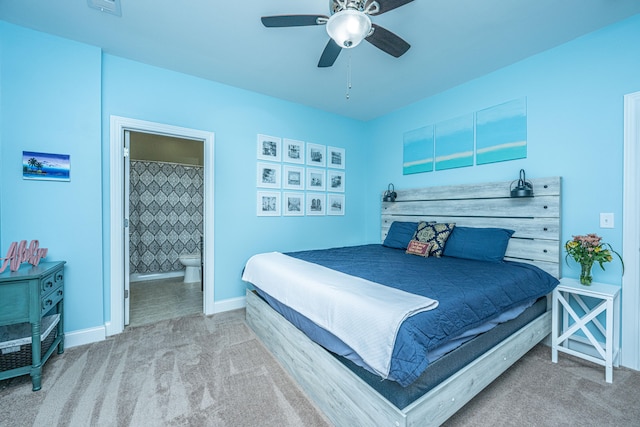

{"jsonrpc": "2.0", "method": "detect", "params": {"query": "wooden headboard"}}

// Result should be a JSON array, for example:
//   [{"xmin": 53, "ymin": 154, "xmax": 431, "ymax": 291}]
[{"xmin": 381, "ymin": 176, "xmax": 562, "ymax": 278}]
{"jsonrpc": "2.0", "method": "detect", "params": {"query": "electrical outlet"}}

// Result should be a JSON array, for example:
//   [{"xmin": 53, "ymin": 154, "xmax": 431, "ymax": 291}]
[{"xmin": 600, "ymin": 213, "xmax": 614, "ymax": 228}]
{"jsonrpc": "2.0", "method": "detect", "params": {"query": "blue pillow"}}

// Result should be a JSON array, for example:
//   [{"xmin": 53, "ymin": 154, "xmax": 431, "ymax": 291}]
[
  {"xmin": 382, "ymin": 221, "xmax": 419, "ymax": 249},
  {"xmin": 443, "ymin": 227, "xmax": 515, "ymax": 262}
]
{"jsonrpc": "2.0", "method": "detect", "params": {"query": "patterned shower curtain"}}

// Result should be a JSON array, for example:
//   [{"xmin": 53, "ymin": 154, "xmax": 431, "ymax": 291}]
[{"xmin": 129, "ymin": 160, "xmax": 204, "ymax": 274}]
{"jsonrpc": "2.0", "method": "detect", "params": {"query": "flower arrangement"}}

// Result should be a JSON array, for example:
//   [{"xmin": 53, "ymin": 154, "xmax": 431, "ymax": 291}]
[{"xmin": 565, "ymin": 233, "xmax": 623, "ymax": 285}]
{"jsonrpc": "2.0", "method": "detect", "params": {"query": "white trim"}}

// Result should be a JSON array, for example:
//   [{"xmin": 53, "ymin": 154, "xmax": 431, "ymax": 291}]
[
  {"xmin": 124, "ymin": 129, "xmax": 131, "ymax": 325},
  {"xmin": 65, "ymin": 325, "xmax": 106, "ymax": 348},
  {"xmin": 107, "ymin": 116, "xmax": 215, "ymax": 336},
  {"xmin": 84, "ymin": 298, "xmax": 241, "ymax": 349},
  {"xmin": 622, "ymin": 90, "xmax": 640, "ymax": 370},
  {"xmin": 214, "ymin": 296, "xmax": 246, "ymax": 313}
]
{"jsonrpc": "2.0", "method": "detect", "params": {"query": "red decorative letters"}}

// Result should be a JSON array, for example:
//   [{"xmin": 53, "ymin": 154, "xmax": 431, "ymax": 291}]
[{"xmin": 0, "ymin": 240, "xmax": 48, "ymax": 273}]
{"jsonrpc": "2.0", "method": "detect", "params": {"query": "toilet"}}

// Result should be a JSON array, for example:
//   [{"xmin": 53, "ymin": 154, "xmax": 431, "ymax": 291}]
[{"xmin": 178, "ymin": 253, "xmax": 201, "ymax": 283}]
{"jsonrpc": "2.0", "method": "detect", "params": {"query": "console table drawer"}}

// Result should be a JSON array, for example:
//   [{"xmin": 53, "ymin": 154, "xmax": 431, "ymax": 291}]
[
  {"xmin": 40, "ymin": 273, "xmax": 57, "ymax": 295},
  {"xmin": 41, "ymin": 288, "xmax": 63, "ymax": 316},
  {"xmin": 40, "ymin": 269, "xmax": 64, "ymax": 298}
]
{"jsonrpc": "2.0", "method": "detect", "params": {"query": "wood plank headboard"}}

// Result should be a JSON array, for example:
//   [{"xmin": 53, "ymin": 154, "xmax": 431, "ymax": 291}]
[{"xmin": 381, "ymin": 176, "xmax": 562, "ymax": 278}]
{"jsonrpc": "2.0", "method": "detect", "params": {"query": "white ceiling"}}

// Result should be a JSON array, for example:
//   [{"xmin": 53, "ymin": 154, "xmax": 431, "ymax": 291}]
[{"xmin": 2, "ymin": 0, "xmax": 639, "ymax": 121}]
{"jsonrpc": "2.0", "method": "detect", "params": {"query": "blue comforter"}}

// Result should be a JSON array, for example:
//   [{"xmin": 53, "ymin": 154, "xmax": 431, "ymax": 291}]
[{"xmin": 285, "ymin": 244, "xmax": 559, "ymax": 386}]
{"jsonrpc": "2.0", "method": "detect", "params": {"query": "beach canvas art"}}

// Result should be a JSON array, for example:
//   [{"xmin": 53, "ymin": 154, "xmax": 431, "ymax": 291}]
[
  {"xmin": 403, "ymin": 125, "xmax": 434, "ymax": 175},
  {"xmin": 476, "ymin": 98, "xmax": 527, "ymax": 165},
  {"xmin": 435, "ymin": 115, "xmax": 474, "ymax": 171},
  {"xmin": 22, "ymin": 151, "xmax": 70, "ymax": 181}
]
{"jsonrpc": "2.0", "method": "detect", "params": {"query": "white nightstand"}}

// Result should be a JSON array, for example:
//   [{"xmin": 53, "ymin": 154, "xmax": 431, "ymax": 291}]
[{"xmin": 552, "ymin": 278, "xmax": 620, "ymax": 383}]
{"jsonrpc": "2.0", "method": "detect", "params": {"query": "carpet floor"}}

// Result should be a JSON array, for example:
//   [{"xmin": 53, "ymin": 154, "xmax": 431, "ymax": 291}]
[
  {"xmin": 1, "ymin": 310, "xmax": 639, "ymax": 426},
  {"xmin": 0, "ymin": 310, "xmax": 328, "ymax": 427},
  {"xmin": 444, "ymin": 343, "xmax": 640, "ymax": 426}
]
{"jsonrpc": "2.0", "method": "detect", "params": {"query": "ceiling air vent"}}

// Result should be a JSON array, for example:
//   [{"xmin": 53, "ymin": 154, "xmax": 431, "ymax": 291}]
[{"xmin": 87, "ymin": 0, "xmax": 122, "ymax": 16}]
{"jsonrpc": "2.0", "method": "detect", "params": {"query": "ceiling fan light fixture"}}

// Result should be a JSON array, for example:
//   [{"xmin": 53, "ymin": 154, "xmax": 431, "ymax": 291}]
[
  {"xmin": 87, "ymin": 0, "xmax": 122, "ymax": 16},
  {"xmin": 326, "ymin": 9, "xmax": 372, "ymax": 48}
]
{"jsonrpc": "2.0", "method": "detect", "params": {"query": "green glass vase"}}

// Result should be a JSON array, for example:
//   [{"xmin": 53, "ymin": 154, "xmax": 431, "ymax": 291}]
[{"xmin": 580, "ymin": 261, "xmax": 594, "ymax": 285}]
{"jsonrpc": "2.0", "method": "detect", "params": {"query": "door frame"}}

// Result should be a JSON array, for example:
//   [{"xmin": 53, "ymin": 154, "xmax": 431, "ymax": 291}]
[
  {"xmin": 107, "ymin": 116, "xmax": 215, "ymax": 336},
  {"xmin": 622, "ymin": 90, "xmax": 640, "ymax": 370},
  {"xmin": 123, "ymin": 129, "xmax": 131, "ymax": 325}
]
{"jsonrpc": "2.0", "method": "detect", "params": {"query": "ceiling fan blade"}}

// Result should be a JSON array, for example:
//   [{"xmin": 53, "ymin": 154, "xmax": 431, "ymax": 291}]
[
  {"xmin": 367, "ymin": 0, "xmax": 414, "ymax": 15},
  {"xmin": 261, "ymin": 15, "xmax": 328, "ymax": 27},
  {"xmin": 318, "ymin": 39, "xmax": 342, "ymax": 68},
  {"xmin": 366, "ymin": 24, "xmax": 410, "ymax": 58}
]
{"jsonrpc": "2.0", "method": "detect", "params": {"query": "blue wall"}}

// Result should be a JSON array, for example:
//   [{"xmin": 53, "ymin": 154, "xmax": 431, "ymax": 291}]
[
  {"xmin": 366, "ymin": 13, "xmax": 640, "ymax": 285},
  {"xmin": 1, "ymin": 13, "xmax": 639, "ymax": 337},
  {"xmin": 101, "ymin": 54, "xmax": 370, "ymax": 307},
  {"xmin": 0, "ymin": 27, "xmax": 3, "ymax": 249},
  {"xmin": 0, "ymin": 22, "xmax": 104, "ymax": 332},
  {"xmin": 0, "ymin": 21, "xmax": 368, "ymax": 334}
]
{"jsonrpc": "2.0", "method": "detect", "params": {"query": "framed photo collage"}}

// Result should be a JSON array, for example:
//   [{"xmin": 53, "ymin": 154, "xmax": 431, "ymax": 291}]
[{"xmin": 256, "ymin": 134, "xmax": 345, "ymax": 217}]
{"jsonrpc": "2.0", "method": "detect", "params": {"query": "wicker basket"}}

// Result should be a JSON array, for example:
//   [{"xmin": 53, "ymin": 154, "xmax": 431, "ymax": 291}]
[{"xmin": 0, "ymin": 315, "xmax": 59, "ymax": 372}]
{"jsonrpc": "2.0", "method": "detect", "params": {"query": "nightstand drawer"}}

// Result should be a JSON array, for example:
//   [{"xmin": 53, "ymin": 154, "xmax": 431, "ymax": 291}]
[{"xmin": 41, "ymin": 288, "xmax": 63, "ymax": 316}]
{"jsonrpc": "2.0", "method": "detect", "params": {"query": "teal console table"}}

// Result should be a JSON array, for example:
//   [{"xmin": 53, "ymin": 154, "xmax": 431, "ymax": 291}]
[{"xmin": 0, "ymin": 261, "xmax": 65, "ymax": 390}]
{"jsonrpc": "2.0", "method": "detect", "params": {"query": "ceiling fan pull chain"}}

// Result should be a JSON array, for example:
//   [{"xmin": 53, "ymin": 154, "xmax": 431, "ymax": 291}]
[{"xmin": 346, "ymin": 54, "xmax": 352, "ymax": 99}]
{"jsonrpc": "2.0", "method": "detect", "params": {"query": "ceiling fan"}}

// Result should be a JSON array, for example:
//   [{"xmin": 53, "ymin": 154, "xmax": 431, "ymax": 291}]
[{"xmin": 261, "ymin": 0, "xmax": 413, "ymax": 68}]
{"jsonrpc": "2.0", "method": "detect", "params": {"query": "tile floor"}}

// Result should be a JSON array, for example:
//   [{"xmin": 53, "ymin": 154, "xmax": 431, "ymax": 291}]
[{"xmin": 129, "ymin": 277, "xmax": 203, "ymax": 327}]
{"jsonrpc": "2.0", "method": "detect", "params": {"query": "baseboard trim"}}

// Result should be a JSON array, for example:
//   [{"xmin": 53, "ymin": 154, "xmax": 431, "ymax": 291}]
[
  {"xmin": 65, "ymin": 325, "xmax": 106, "ymax": 348},
  {"xmin": 70, "ymin": 297, "xmax": 246, "ymax": 348},
  {"xmin": 214, "ymin": 296, "xmax": 246, "ymax": 313}
]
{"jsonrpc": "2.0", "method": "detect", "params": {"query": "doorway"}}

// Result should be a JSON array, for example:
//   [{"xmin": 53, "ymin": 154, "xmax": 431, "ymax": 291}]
[
  {"xmin": 126, "ymin": 131, "xmax": 205, "ymax": 326},
  {"xmin": 108, "ymin": 116, "xmax": 215, "ymax": 336}
]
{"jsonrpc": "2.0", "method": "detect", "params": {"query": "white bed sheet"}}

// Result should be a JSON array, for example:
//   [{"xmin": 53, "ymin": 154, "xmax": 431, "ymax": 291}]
[{"xmin": 242, "ymin": 251, "xmax": 439, "ymax": 378}]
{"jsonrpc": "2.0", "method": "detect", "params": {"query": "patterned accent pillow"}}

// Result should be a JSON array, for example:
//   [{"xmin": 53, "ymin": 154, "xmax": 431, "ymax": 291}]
[
  {"xmin": 406, "ymin": 240, "xmax": 431, "ymax": 257},
  {"xmin": 413, "ymin": 221, "xmax": 456, "ymax": 257},
  {"xmin": 411, "ymin": 221, "xmax": 435, "ymax": 240}
]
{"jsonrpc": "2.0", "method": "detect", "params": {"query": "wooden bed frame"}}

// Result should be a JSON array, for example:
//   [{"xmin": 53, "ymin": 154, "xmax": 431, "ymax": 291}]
[{"xmin": 246, "ymin": 176, "xmax": 561, "ymax": 426}]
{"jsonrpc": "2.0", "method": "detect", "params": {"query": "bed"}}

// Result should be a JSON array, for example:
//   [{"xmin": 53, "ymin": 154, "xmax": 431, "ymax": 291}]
[{"xmin": 244, "ymin": 176, "xmax": 561, "ymax": 426}]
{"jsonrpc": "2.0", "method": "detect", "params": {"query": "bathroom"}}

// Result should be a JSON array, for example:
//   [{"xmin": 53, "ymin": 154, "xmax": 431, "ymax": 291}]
[{"xmin": 127, "ymin": 131, "xmax": 204, "ymax": 326}]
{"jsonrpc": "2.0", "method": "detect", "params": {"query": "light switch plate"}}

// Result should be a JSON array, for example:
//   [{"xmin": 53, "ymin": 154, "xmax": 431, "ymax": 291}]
[{"xmin": 600, "ymin": 213, "xmax": 614, "ymax": 228}]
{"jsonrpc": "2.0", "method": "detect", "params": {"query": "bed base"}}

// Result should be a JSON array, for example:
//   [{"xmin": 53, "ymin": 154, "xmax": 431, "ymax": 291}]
[{"xmin": 246, "ymin": 289, "xmax": 551, "ymax": 426}]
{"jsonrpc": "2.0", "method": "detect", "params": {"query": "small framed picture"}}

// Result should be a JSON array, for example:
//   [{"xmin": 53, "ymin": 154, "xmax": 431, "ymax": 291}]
[
  {"xmin": 257, "ymin": 134, "xmax": 282, "ymax": 162},
  {"xmin": 327, "ymin": 194, "xmax": 345, "ymax": 216},
  {"xmin": 328, "ymin": 146, "xmax": 345, "ymax": 169},
  {"xmin": 283, "ymin": 165, "xmax": 304, "ymax": 190},
  {"xmin": 327, "ymin": 170, "xmax": 345, "ymax": 192},
  {"xmin": 283, "ymin": 192, "xmax": 305, "ymax": 216},
  {"xmin": 306, "ymin": 167, "xmax": 326, "ymax": 191},
  {"xmin": 257, "ymin": 162, "xmax": 281, "ymax": 188},
  {"xmin": 257, "ymin": 191, "xmax": 281, "ymax": 216},
  {"xmin": 306, "ymin": 142, "xmax": 326, "ymax": 167},
  {"xmin": 306, "ymin": 192, "xmax": 326, "ymax": 216},
  {"xmin": 23, "ymin": 151, "xmax": 70, "ymax": 181},
  {"xmin": 283, "ymin": 139, "xmax": 304, "ymax": 164}
]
